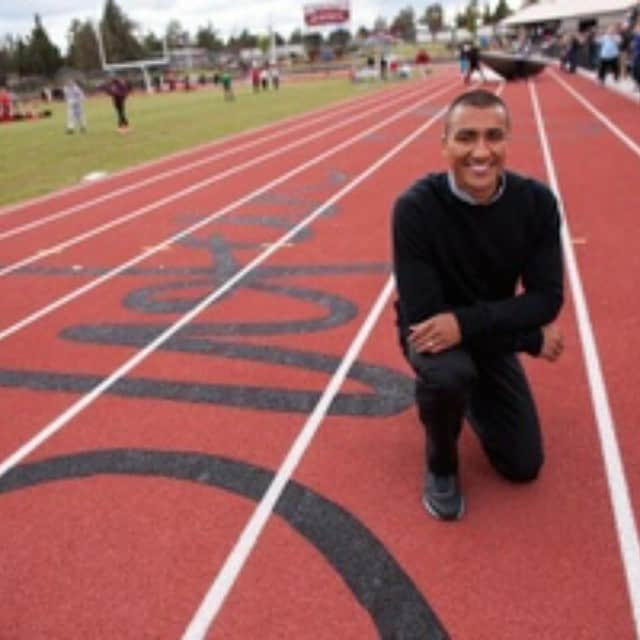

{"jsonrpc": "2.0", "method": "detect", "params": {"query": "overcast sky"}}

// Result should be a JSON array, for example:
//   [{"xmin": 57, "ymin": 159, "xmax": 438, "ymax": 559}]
[{"xmin": 1, "ymin": 1, "xmax": 514, "ymax": 52}]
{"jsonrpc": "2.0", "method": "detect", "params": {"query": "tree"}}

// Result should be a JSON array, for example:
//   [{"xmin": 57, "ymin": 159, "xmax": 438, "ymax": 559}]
[
  {"xmin": 460, "ymin": 0, "xmax": 480, "ymax": 34},
  {"xmin": 195, "ymin": 23, "xmax": 224, "ymax": 51},
  {"xmin": 421, "ymin": 4, "xmax": 443, "ymax": 40},
  {"xmin": 289, "ymin": 28, "xmax": 303, "ymax": 44},
  {"xmin": 327, "ymin": 28, "xmax": 351, "ymax": 55},
  {"xmin": 390, "ymin": 7, "xmax": 416, "ymax": 42},
  {"xmin": 373, "ymin": 16, "xmax": 388, "ymax": 32},
  {"xmin": 141, "ymin": 31, "xmax": 164, "ymax": 57},
  {"xmin": 166, "ymin": 19, "xmax": 190, "ymax": 48},
  {"xmin": 100, "ymin": 0, "xmax": 143, "ymax": 63},
  {"xmin": 23, "ymin": 14, "xmax": 63, "ymax": 76},
  {"xmin": 301, "ymin": 32, "xmax": 323, "ymax": 60},
  {"xmin": 482, "ymin": 2, "xmax": 492, "ymax": 24},
  {"xmin": 356, "ymin": 25, "xmax": 370, "ymax": 40},
  {"xmin": 227, "ymin": 29, "xmax": 258, "ymax": 51},
  {"xmin": 67, "ymin": 19, "xmax": 101, "ymax": 71},
  {"xmin": 493, "ymin": 0, "xmax": 513, "ymax": 22}
]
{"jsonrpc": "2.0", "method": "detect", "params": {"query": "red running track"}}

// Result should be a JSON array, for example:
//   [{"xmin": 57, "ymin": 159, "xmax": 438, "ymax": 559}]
[{"xmin": 0, "ymin": 67, "xmax": 639, "ymax": 639}]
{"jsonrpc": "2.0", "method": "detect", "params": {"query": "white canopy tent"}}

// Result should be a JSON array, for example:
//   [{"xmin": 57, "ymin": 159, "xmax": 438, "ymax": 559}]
[{"xmin": 502, "ymin": 0, "xmax": 635, "ymax": 27}]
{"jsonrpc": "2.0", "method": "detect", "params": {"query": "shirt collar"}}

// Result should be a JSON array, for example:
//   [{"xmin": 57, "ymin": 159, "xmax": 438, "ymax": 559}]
[{"xmin": 447, "ymin": 171, "xmax": 506, "ymax": 206}]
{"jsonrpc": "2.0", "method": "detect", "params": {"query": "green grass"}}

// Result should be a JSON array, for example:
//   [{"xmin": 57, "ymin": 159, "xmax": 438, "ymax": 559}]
[{"xmin": 0, "ymin": 76, "xmax": 397, "ymax": 207}]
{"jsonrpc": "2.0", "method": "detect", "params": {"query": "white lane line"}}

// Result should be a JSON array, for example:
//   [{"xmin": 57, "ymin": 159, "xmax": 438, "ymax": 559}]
[
  {"xmin": 0, "ymin": 81, "xmax": 444, "ymax": 278},
  {"xmin": 530, "ymin": 80, "xmax": 640, "ymax": 638},
  {"xmin": 0, "ymin": 77, "xmax": 430, "ymax": 219},
  {"xmin": 549, "ymin": 69, "xmax": 640, "ymax": 158},
  {"xmin": 182, "ymin": 275, "xmax": 396, "ymax": 640},
  {"xmin": 0, "ymin": 81, "xmax": 434, "ymax": 240},
  {"xmin": 0, "ymin": 81, "xmax": 458, "ymax": 343},
  {"xmin": 0, "ymin": 91, "xmax": 452, "ymax": 483}
]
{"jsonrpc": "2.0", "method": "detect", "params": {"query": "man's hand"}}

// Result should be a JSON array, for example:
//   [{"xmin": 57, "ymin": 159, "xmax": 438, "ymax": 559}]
[
  {"xmin": 540, "ymin": 324, "xmax": 564, "ymax": 362},
  {"xmin": 409, "ymin": 313, "xmax": 461, "ymax": 354}
]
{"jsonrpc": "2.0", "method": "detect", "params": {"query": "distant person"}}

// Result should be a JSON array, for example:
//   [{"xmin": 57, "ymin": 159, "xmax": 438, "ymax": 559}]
[
  {"xmin": 260, "ymin": 67, "xmax": 269, "ymax": 90},
  {"xmin": 562, "ymin": 33, "xmax": 581, "ymax": 74},
  {"xmin": 251, "ymin": 65, "xmax": 261, "ymax": 92},
  {"xmin": 269, "ymin": 65, "xmax": 280, "ymax": 90},
  {"xmin": 464, "ymin": 42, "xmax": 486, "ymax": 84},
  {"xmin": 380, "ymin": 55, "xmax": 388, "ymax": 80},
  {"xmin": 0, "ymin": 85, "xmax": 12, "ymax": 122},
  {"xmin": 63, "ymin": 79, "xmax": 86, "ymax": 133},
  {"xmin": 631, "ymin": 22, "xmax": 640, "ymax": 97},
  {"xmin": 459, "ymin": 43, "xmax": 469, "ymax": 77},
  {"xmin": 220, "ymin": 69, "xmax": 234, "ymax": 101},
  {"xmin": 103, "ymin": 75, "xmax": 131, "ymax": 132},
  {"xmin": 597, "ymin": 26, "xmax": 621, "ymax": 84}
]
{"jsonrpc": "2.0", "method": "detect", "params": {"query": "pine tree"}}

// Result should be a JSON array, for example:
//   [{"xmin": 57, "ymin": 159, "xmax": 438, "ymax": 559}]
[
  {"xmin": 493, "ymin": 0, "xmax": 513, "ymax": 22},
  {"xmin": 67, "ymin": 19, "xmax": 101, "ymax": 71},
  {"xmin": 25, "ymin": 14, "xmax": 62, "ymax": 76},
  {"xmin": 100, "ymin": 0, "xmax": 143, "ymax": 63}
]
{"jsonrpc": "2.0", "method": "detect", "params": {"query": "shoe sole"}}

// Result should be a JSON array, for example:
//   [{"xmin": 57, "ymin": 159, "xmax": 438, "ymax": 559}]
[{"xmin": 422, "ymin": 494, "xmax": 465, "ymax": 521}]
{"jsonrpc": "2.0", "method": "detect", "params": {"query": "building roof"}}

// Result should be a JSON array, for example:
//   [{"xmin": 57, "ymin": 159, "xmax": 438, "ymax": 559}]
[{"xmin": 502, "ymin": 0, "xmax": 635, "ymax": 26}]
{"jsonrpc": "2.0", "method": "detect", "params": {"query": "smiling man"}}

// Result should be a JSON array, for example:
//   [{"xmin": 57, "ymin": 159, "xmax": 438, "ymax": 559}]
[{"xmin": 392, "ymin": 89, "xmax": 564, "ymax": 521}]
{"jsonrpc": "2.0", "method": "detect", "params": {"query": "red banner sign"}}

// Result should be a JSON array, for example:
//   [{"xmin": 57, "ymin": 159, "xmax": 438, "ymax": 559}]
[{"xmin": 303, "ymin": 2, "xmax": 350, "ymax": 26}]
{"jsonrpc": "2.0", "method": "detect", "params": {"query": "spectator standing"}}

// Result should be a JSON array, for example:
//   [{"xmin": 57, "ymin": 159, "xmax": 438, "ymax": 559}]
[
  {"xmin": 103, "ymin": 75, "xmax": 131, "ymax": 132},
  {"xmin": 221, "ymin": 69, "xmax": 234, "ymax": 101},
  {"xmin": 269, "ymin": 65, "xmax": 280, "ymax": 90},
  {"xmin": 631, "ymin": 22, "xmax": 640, "ymax": 96},
  {"xmin": 251, "ymin": 65, "xmax": 261, "ymax": 92},
  {"xmin": 0, "ymin": 85, "xmax": 12, "ymax": 122},
  {"xmin": 597, "ymin": 26, "xmax": 621, "ymax": 84},
  {"xmin": 63, "ymin": 79, "xmax": 86, "ymax": 133},
  {"xmin": 464, "ymin": 42, "xmax": 486, "ymax": 85}
]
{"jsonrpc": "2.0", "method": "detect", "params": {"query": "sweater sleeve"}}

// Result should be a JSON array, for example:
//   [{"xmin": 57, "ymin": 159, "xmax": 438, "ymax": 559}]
[
  {"xmin": 453, "ymin": 186, "xmax": 564, "ymax": 341},
  {"xmin": 392, "ymin": 194, "xmax": 448, "ymax": 328}
]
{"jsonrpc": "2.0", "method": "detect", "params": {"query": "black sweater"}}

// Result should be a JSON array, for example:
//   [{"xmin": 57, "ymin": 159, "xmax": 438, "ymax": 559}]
[{"xmin": 392, "ymin": 171, "xmax": 564, "ymax": 356}]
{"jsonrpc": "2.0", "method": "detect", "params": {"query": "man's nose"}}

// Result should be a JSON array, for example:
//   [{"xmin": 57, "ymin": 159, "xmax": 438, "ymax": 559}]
[{"xmin": 470, "ymin": 136, "xmax": 491, "ymax": 156}]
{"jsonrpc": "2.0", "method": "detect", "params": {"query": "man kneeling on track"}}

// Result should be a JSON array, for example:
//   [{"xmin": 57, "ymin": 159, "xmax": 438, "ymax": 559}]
[{"xmin": 392, "ymin": 89, "xmax": 565, "ymax": 521}]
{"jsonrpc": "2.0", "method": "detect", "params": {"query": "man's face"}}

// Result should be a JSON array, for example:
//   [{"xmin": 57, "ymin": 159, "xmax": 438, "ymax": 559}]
[{"xmin": 442, "ymin": 103, "xmax": 509, "ymax": 203}]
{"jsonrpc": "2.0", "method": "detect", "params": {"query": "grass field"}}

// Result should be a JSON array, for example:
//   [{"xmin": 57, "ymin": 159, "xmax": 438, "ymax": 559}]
[{"xmin": 0, "ymin": 75, "xmax": 402, "ymax": 207}]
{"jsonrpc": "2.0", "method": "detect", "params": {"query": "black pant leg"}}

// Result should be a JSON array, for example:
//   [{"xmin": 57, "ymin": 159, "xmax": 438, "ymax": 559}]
[
  {"xmin": 113, "ymin": 97, "xmax": 128, "ymax": 126},
  {"xmin": 467, "ymin": 352, "xmax": 544, "ymax": 482},
  {"xmin": 408, "ymin": 346, "xmax": 477, "ymax": 476}
]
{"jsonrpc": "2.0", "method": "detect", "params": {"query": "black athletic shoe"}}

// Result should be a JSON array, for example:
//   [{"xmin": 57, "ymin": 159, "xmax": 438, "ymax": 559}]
[{"xmin": 423, "ymin": 472, "xmax": 464, "ymax": 521}]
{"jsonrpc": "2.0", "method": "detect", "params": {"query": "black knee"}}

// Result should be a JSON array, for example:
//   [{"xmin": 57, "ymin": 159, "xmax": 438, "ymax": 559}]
[
  {"xmin": 493, "ymin": 451, "xmax": 544, "ymax": 483},
  {"xmin": 410, "ymin": 348, "xmax": 477, "ymax": 399}
]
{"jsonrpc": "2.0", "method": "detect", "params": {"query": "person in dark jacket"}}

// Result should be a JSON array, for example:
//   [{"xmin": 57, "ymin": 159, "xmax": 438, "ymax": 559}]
[
  {"xmin": 392, "ymin": 89, "xmax": 564, "ymax": 521},
  {"xmin": 103, "ymin": 75, "xmax": 131, "ymax": 131}
]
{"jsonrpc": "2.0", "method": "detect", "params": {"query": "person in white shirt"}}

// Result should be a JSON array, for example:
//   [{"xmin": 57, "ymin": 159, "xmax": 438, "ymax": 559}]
[
  {"xmin": 63, "ymin": 79, "xmax": 86, "ymax": 133},
  {"xmin": 597, "ymin": 26, "xmax": 621, "ymax": 84}
]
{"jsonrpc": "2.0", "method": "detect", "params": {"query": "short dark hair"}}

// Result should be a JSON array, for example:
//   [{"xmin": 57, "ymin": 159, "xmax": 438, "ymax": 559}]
[{"xmin": 444, "ymin": 89, "xmax": 510, "ymax": 136}]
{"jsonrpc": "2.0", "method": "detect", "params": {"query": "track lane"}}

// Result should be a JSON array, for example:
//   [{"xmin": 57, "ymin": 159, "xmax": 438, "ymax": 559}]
[{"xmin": 534, "ymin": 71, "xmax": 640, "ymax": 636}]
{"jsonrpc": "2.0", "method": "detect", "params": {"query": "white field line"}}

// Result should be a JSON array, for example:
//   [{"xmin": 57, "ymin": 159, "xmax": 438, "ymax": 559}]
[
  {"xmin": 0, "ymin": 80, "xmax": 459, "ymax": 343},
  {"xmin": 529, "ymin": 80, "xmax": 640, "ymax": 638},
  {"xmin": 549, "ymin": 68, "xmax": 640, "ymax": 158},
  {"xmin": 181, "ymin": 78, "xmax": 501, "ymax": 640},
  {"xmin": 0, "ymin": 76, "xmax": 431, "ymax": 219},
  {"xmin": 0, "ymin": 81, "xmax": 438, "ymax": 240},
  {"xmin": 181, "ymin": 276, "xmax": 396, "ymax": 640},
  {"xmin": 0, "ymin": 97, "xmax": 451, "ymax": 483},
  {"xmin": 0, "ymin": 81, "xmax": 447, "ymax": 279}
]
